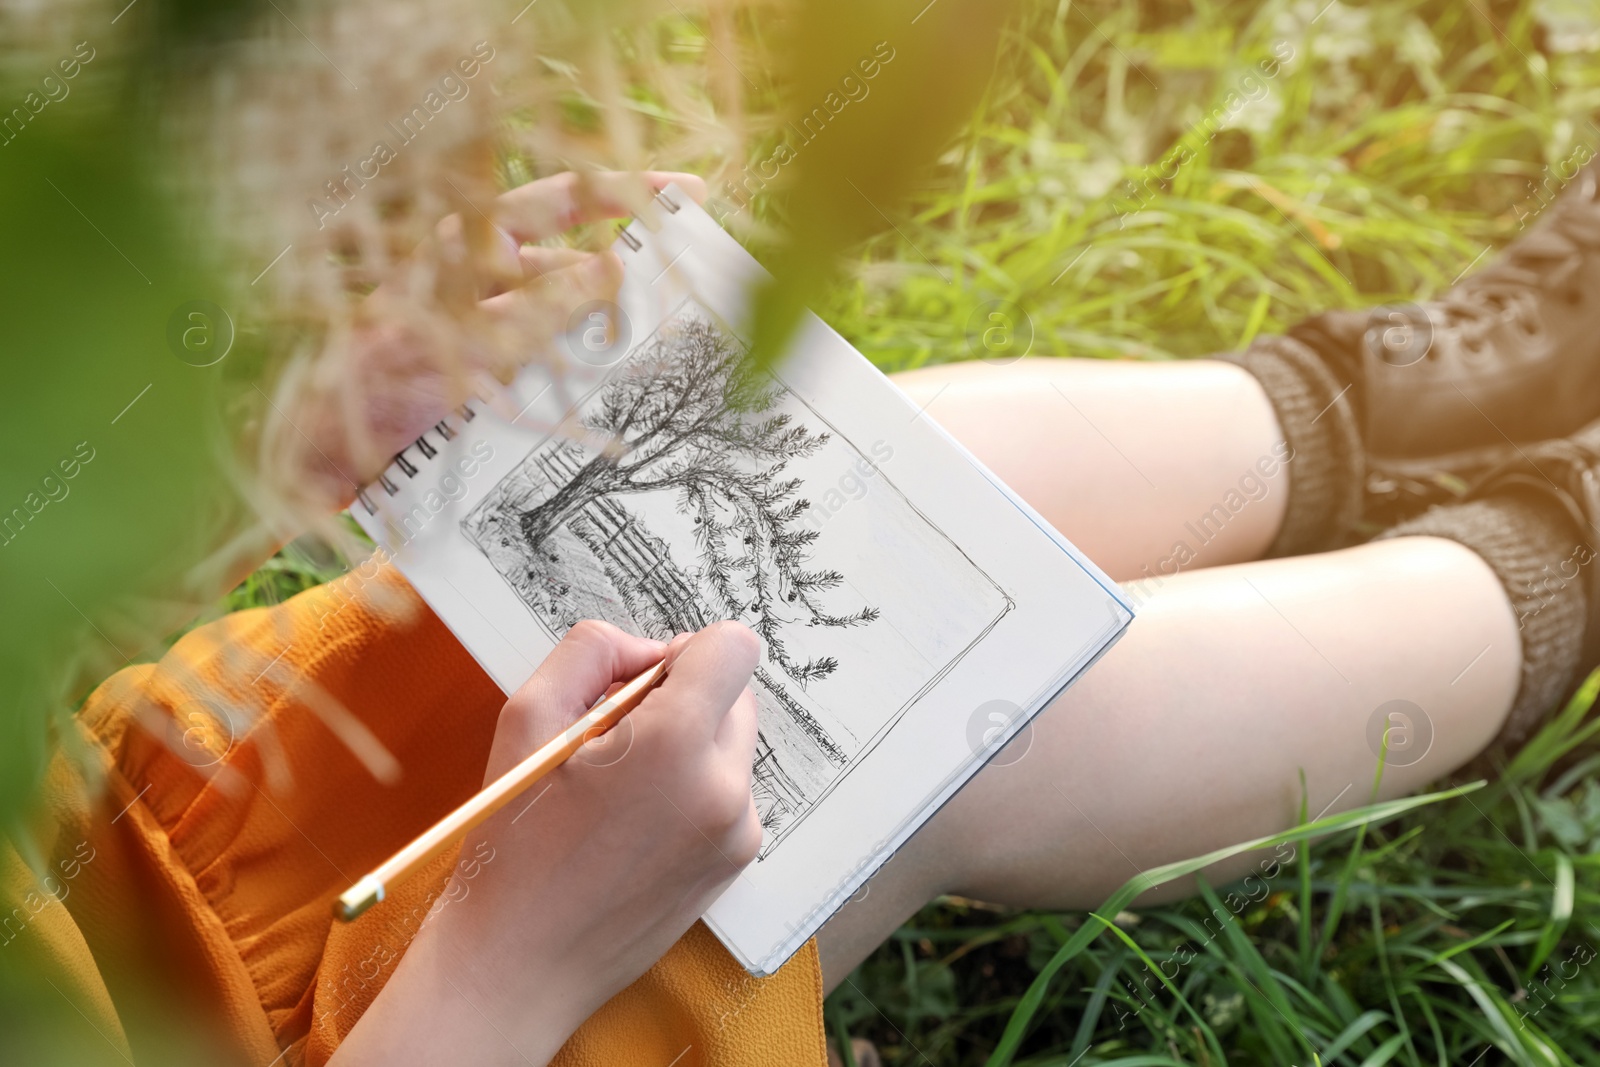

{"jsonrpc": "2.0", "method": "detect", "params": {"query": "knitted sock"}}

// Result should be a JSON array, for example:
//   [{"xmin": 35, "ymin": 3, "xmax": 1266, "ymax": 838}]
[
  {"xmin": 1287, "ymin": 309, "xmax": 1369, "ymax": 425},
  {"xmin": 1380, "ymin": 493, "xmax": 1590, "ymax": 748},
  {"xmin": 1221, "ymin": 334, "xmax": 1365, "ymax": 557}
]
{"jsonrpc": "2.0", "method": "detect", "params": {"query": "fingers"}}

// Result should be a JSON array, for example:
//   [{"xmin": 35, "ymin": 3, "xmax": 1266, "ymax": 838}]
[
  {"xmin": 434, "ymin": 169, "xmax": 706, "ymax": 366},
  {"xmin": 516, "ymin": 245, "xmax": 590, "ymax": 283},
  {"xmin": 495, "ymin": 170, "xmax": 709, "ymax": 245},
  {"xmin": 472, "ymin": 251, "xmax": 625, "ymax": 383},
  {"xmin": 713, "ymin": 685, "xmax": 760, "ymax": 764},
  {"xmin": 645, "ymin": 621, "xmax": 761, "ymax": 740},
  {"xmin": 506, "ymin": 621, "xmax": 667, "ymax": 744},
  {"xmin": 658, "ymin": 172, "xmax": 708, "ymax": 205},
  {"xmin": 473, "ymin": 244, "xmax": 597, "ymax": 299},
  {"xmin": 478, "ymin": 250, "xmax": 622, "ymax": 323},
  {"xmin": 409, "ymin": 170, "xmax": 701, "ymax": 307}
]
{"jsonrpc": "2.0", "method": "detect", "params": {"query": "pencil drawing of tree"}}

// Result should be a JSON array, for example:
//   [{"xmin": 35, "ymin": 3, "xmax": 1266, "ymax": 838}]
[{"xmin": 516, "ymin": 312, "xmax": 878, "ymax": 686}]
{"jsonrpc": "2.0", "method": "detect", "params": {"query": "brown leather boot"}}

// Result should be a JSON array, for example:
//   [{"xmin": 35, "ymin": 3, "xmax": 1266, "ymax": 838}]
[
  {"xmin": 1293, "ymin": 157, "xmax": 1600, "ymax": 463},
  {"xmin": 1234, "ymin": 156, "xmax": 1600, "ymax": 541}
]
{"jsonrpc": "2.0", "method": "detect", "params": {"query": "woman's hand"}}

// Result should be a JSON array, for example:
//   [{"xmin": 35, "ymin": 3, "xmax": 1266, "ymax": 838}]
[
  {"xmin": 272, "ymin": 170, "xmax": 709, "ymax": 513},
  {"xmin": 332, "ymin": 619, "xmax": 763, "ymax": 1066}
]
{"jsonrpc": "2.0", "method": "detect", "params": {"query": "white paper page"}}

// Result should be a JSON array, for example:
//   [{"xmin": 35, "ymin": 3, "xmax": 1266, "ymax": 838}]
[{"xmin": 352, "ymin": 186, "xmax": 1133, "ymax": 975}]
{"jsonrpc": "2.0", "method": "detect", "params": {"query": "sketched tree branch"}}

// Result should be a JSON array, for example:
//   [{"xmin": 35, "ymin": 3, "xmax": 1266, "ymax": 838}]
[{"xmin": 516, "ymin": 312, "xmax": 877, "ymax": 685}]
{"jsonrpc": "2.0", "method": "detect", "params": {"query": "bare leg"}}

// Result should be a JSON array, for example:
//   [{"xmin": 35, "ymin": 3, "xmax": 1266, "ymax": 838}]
[
  {"xmin": 815, "ymin": 362, "xmax": 1523, "ymax": 989},
  {"xmin": 894, "ymin": 358, "xmax": 1291, "ymax": 581},
  {"xmin": 818, "ymin": 538, "xmax": 1520, "ymax": 986}
]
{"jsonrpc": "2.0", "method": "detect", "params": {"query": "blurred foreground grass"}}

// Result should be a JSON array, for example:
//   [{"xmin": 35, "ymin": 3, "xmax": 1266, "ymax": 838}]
[{"xmin": 236, "ymin": 1, "xmax": 1600, "ymax": 1063}]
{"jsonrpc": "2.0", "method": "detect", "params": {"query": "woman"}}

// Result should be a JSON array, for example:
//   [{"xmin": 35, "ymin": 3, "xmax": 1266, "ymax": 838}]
[{"xmin": 26, "ymin": 163, "xmax": 1600, "ymax": 1065}]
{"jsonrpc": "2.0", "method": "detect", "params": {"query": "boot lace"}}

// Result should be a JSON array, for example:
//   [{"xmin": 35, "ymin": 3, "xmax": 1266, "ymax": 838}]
[{"xmin": 1428, "ymin": 164, "xmax": 1600, "ymax": 358}]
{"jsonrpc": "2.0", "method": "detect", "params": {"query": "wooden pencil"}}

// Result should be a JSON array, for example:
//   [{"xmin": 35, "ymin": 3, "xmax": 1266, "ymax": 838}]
[{"xmin": 333, "ymin": 657, "xmax": 671, "ymax": 922}]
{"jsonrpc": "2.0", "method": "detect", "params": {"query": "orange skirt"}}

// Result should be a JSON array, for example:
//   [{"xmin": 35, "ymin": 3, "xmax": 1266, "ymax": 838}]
[{"xmin": 13, "ymin": 561, "xmax": 827, "ymax": 1065}]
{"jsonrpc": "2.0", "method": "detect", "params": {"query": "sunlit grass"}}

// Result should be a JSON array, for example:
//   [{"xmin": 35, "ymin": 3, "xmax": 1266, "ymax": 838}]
[{"xmin": 817, "ymin": 0, "xmax": 1600, "ymax": 374}]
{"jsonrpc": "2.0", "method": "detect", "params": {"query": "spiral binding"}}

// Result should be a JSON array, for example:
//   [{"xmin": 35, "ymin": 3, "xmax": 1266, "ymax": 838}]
[
  {"xmin": 616, "ymin": 188, "xmax": 681, "ymax": 250},
  {"xmin": 356, "ymin": 403, "xmax": 478, "ymax": 516},
  {"xmin": 357, "ymin": 187, "xmax": 684, "ymax": 518}
]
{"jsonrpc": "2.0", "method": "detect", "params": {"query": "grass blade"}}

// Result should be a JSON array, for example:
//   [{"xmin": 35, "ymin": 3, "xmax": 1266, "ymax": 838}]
[{"xmin": 983, "ymin": 784, "xmax": 1484, "ymax": 1067}]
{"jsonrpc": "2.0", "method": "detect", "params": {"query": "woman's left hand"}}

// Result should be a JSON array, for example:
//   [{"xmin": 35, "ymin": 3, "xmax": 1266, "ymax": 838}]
[{"xmin": 272, "ymin": 170, "xmax": 707, "ymax": 512}]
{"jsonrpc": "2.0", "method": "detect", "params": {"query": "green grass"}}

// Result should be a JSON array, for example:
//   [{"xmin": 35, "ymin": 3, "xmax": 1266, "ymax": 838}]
[
  {"xmin": 236, "ymin": 1, "xmax": 1600, "ymax": 1063},
  {"xmin": 811, "ymin": 0, "xmax": 1600, "ymax": 373}
]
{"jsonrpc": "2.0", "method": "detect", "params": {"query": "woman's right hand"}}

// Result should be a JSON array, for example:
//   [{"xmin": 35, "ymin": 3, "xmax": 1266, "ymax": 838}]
[{"xmin": 332, "ymin": 619, "xmax": 763, "ymax": 1066}]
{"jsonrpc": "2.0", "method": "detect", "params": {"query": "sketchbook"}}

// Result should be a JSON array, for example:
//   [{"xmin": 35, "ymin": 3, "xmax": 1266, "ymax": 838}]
[{"xmin": 350, "ymin": 184, "xmax": 1134, "ymax": 976}]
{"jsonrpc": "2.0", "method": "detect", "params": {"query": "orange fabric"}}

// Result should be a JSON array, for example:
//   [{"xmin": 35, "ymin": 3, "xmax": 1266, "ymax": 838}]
[{"xmin": 25, "ymin": 561, "xmax": 827, "ymax": 1066}]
